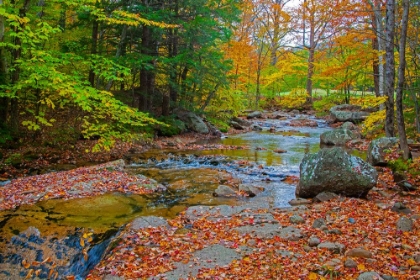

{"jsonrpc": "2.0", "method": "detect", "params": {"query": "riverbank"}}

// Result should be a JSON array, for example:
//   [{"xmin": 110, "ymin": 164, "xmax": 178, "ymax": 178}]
[{"xmin": 86, "ymin": 175, "xmax": 420, "ymax": 279}]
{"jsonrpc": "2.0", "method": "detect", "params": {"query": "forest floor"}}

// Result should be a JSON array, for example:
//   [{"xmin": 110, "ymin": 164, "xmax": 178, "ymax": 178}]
[{"xmin": 0, "ymin": 117, "xmax": 420, "ymax": 279}]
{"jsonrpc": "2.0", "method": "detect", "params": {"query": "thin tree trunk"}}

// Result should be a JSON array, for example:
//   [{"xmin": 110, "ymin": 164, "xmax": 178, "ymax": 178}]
[
  {"xmin": 10, "ymin": 0, "xmax": 31, "ymax": 134},
  {"xmin": 139, "ymin": 25, "xmax": 150, "ymax": 111},
  {"xmin": 0, "ymin": 0, "xmax": 8, "ymax": 128},
  {"xmin": 305, "ymin": 12, "xmax": 315, "ymax": 105},
  {"xmin": 89, "ymin": 18, "xmax": 99, "ymax": 87},
  {"xmin": 384, "ymin": 0, "xmax": 395, "ymax": 137},
  {"xmin": 396, "ymin": 0, "xmax": 410, "ymax": 160},
  {"xmin": 168, "ymin": 0, "xmax": 179, "ymax": 108},
  {"xmin": 105, "ymin": 25, "xmax": 128, "ymax": 91}
]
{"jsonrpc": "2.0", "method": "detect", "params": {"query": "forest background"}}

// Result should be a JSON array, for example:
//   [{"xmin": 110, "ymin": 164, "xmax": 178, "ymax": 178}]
[{"xmin": 0, "ymin": 0, "xmax": 419, "ymax": 161}]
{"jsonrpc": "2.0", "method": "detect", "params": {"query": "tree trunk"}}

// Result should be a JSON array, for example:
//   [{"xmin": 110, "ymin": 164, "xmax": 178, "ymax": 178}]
[
  {"xmin": 105, "ymin": 25, "xmax": 128, "ymax": 91},
  {"xmin": 168, "ymin": 0, "xmax": 179, "ymax": 109},
  {"xmin": 0, "ymin": 0, "xmax": 8, "ymax": 128},
  {"xmin": 396, "ymin": 0, "xmax": 410, "ymax": 160},
  {"xmin": 305, "ymin": 11, "xmax": 315, "ymax": 105},
  {"xmin": 139, "ymin": 25, "xmax": 150, "ymax": 112},
  {"xmin": 89, "ymin": 18, "xmax": 99, "ymax": 87},
  {"xmin": 384, "ymin": 0, "xmax": 395, "ymax": 137},
  {"xmin": 9, "ymin": 0, "xmax": 31, "ymax": 134}
]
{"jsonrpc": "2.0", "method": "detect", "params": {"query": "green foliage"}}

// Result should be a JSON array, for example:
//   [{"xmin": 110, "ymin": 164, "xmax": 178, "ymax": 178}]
[
  {"xmin": 389, "ymin": 158, "xmax": 411, "ymax": 172},
  {"xmin": 156, "ymin": 116, "xmax": 185, "ymax": 137},
  {"xmin": 4, "ymin": 153, "xmax": 22, "ymax": 167},
  {"xmin": 206, "ymin": 89, "xmax": 247, "ymax": 120},
  {"xmin": 313, "ymin": 94, "xmax": 344, "ymax": 113},
  {"xmin": 207, "ymin": 117, "xmax": 229, "ymax": 133},
  {"xmin": 0, "ymin": 126, "xmax": 12, "ymax": 145}
]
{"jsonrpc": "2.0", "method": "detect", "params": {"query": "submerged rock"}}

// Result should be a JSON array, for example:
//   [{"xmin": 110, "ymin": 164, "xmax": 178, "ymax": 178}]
[{"xmin": 296, "ymin": 147, "xmax": 378, "ymax": 198}]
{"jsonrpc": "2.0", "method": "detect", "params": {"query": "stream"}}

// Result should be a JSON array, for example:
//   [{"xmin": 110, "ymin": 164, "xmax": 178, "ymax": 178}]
[{"xmin": 0, "ymin": 113, "xmax": 331, "ymax": 279}]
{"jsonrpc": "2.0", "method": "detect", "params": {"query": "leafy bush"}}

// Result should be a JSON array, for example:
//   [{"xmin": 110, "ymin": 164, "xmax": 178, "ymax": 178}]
[
  {"xmin": 0, "ymin": 127, "xmax": 12, "ymax": 145},
  {"xmin": 361, "ymin": 109, "xmax": 385, "ymax": 139},
  {"xmin": 350, "ymin": 95, "xmax": 387, "ymax": 109},
  {"xmin": 274, "ymin": 88, "xmax": 308, "ymax": 109},
  {"xmin": 207, "ymin": 117, "xmax": 229, "ymax": 133},
  {"xmin": 313, "ymin": 94, "xmax": 343, "ymax": 113},
  {"xmin": 156, "ymin": 116, "xmax": 185, "ymax": 137}
]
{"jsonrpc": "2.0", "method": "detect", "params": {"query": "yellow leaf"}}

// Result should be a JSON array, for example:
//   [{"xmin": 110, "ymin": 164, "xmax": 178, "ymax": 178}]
[
  {"xmin": 407, "ymin": 258, "xmax": 416, "ymax": 266},
  {"xmin": 80, "ymin": 238, "xmax": 85, "ymax": 248},
  {"xmin": 357, "ymin": 263, "xmax": 365, "ymax": 271},
  {"xmin": 308, "ymin": 272, "xmax": 318, "ymax": 280},
  {"xmin": 82, "ymin": 232, "xmax": 93, "ymax": 239}
]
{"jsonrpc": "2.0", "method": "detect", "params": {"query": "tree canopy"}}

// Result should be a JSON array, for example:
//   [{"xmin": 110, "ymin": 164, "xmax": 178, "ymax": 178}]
[{"xmin": 0, "ymin": 0, "xmax": 419, "ymax": 150}]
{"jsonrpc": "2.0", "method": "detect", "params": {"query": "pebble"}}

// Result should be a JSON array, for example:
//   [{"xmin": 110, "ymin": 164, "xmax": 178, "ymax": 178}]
[
  {"xmin": 308, "ymin": 236, "xmax": 321, "ymax": 247},
  {"xmin": 289, "ymin": 214, "xmax": 305, "ymax": 224},
  {"xmin": 345, "ymin": 248, "xmax": 373, "ymax": 258},
  {"xmin": 344, "ymin": 258, "xmax": 357, "ymax": 268},
  {"xmin": 396, "ymin": 216, "xmax": 414, "ymax": 232}
]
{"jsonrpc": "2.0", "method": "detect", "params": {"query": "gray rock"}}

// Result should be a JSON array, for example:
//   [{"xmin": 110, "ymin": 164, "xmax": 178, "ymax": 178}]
[
  {"xmin": 357, "ymin": 271, "xmax": 383, "ymax": 280},
  {"xmin": 229, "ymin": 121, "xmax": 245, "ymax": 130},
  {"xmin": 328, "ymin": 228, "xmax": 342, "ymax": 235},
  {"xmin": 396, "ymin": 216, "xmax": 414, "ymax": 232},
  {"xmin": 240, "ymin": 212, "xmax": 278, "ymax": 224},
  {"xmin": 278, "ymin": 226, "xmax": 303, "ymax": 241},
  {"xmin": 308, "ymin": 236, "xmax": 321, "ymax": 247},
  {"xmin": 366, "ymin": 137, "xmax": 399, "ymax": 166},
  {"xmin": 312, "ymin": 218, "xmax": 326, "ymax": 229},
  {"xmin": 234, "ymin": 223, "xmax": 282, "ymax": 239},
  {"xmin": 345, "ymin": 248, "xmax": 373, "ymax": 258},
  {"xmin": 252, "ymin": 124, "xmax": 263, "ymax": 131},
  {"xmin": 160, "ymin": 244, "xmax": 241, "ymax": 279},
  {"xmin": 320, "ymin": 128, "xmax": 360, "ymax": 146},
  {"xmin": 214, "ymin": 185, "xmax": 237, "ymax": 197},
  {"xmin": 174, "ymin": 109, "xmax": 209, "ymax": 134},
  {"xmin": 313, "ymin": 191, "xmax": 339, "ymax": 202},
  {"xmin": 317, "ymin": 242, "xmax": 346, "ymax": 254},
  {"xmin": 184, "ymin": 205, "xmax": 246, "ymax": 222},
  {"xmin": 231, "ymin": 117, "xmax": 252, "ymax": 127},
  {"xmin": 341, "ymin": 121, "xmax": 359, "ymax": 130},
  {"xmin": 239, "ymin": 184, "xmax": 264, "ymax": 196},
  {"xmin": 297, "ymin": 147, "xmax": 378, "ymax": 198},
  {"xmin": 247, "ymin": 111, "xmax": 262, "ymax": 119},
  {"xmin": 288, "ymin": 198, "xmax": 312, "ymax": 206},
  {"xmin": 324, "ymin": 258, "xmax": 341, "ymax": 267},
  {"xmin": 381, "ymin": 276, "xmax": 398, "ymax": 280},
  {"xmin": 330, "ymin": 104, "xmax": 370, "ymax": 123},
  {"xmin": 344, "ymin": 258, "xmax": 357, "ymax": 268},
  {"xmin": 391, "ymin": 202, "xmax": 412, "ymax": 214},
  {"xmin": 130, "ymin": 216, "xmax": 169, "ymax": 230},
  {"xmin": 289, "ymin": 214, "xmax": 305, "ymax": 224}
]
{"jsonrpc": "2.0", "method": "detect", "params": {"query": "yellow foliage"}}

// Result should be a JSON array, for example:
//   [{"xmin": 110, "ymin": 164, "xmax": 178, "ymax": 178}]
[
  {"xmin": 275, "ymin": 88, "xmax": 308, "ymax": 109},
  {"xmin": 351, "ymin": 95, "xmax": 387, "ymax": 109},
  {"xmin": 362, "ymin": 109, "xmax": 385, "ymax": 138}
]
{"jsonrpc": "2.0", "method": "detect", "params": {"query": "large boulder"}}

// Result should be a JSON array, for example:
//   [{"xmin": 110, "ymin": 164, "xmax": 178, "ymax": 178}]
[
  {"xmin": 174, "ymin": 109, "xmax": 209, "ymax": 134},
  {"xmin": 366, "ymin": 137, "xmax": 399, "ymax": 166},
  {"xmin": 320, "ymin": 128, "xmax": 360, "ymax": 146},
  {"xmin": 330, "ymin": 104, "xmax": 370, "ymax": 123},
  {"xmin": 296, "ymin": 147, "xmax": 378, "ymax": 198}
]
